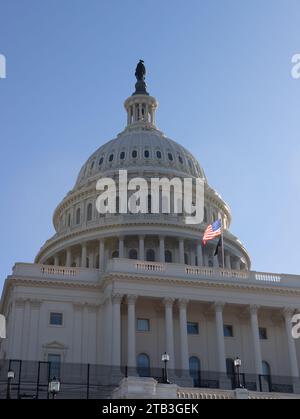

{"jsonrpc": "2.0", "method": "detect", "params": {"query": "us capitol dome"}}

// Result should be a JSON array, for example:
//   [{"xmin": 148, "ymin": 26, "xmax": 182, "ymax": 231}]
[
  {"xmin": 34, "ymin": 62, "xmax": 250, "ymax": 272},
  {"xmin": 1, "ymin": 61, "xmax": 300, "ymax": 400}
]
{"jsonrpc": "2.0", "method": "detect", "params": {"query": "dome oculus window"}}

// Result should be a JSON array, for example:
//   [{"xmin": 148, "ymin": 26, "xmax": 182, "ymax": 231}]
[
  {"xmin": 132, "ymin": 150, "xmax": 137, "ymax": 158},
  {"xmin": 120, "ymin": 151, "xmax": 125, "ymax": 160},
  {"xmin": 109, "ymin": 154, "xmax": 114, "ymax": 162},
  {"xmin": 156, "ymin": 151, "xmax": 162, "ymax": 159},
  {"xmin": 168, "ymin": 153, "xmax": 173, "ymax": 161}
]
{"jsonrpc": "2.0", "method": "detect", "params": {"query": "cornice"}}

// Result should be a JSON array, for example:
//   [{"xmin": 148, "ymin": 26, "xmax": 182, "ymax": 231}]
[{"xmin": 100, "ymin": 271, "xmax": 300, "ymax": 298}]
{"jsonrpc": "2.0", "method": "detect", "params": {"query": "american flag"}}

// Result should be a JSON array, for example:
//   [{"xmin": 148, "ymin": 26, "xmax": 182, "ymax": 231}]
[{"xmin": 202, "ymin": 219, "xmax": 222, "ymax": 245}]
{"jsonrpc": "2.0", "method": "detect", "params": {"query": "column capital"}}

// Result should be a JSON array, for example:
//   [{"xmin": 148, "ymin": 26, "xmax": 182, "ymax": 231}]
[
  {"xmin": 249, "ymin": 305, "xmax": 260, "ymax": 315},
  {"xmin": 178, "ymin": 298, "xmax": 189, "ymax": 309},
  {"xmin": 214, "ymin": 301, "xmax": 225, "ymax": 312},
  {"xmin": 139, "ymin": 235, "xmax": 145, "ymax": 240},
  {"xmin": 127, "ymin": 294, "xmax": 138, "ymax": 305},
  {"xmin": 163, "ymin": 297, "xmax": 175, "ymax": 307},
  {"xmin": 159, "ymin": 235, "xmax": 165, "ymax": 240},
  {"xmin": 112, "ymin": 293, "xmax": 123, "ymax": 304},
  {"xmin": 283, "ymin": 307, "xmax": 296, "ymax": 319}
]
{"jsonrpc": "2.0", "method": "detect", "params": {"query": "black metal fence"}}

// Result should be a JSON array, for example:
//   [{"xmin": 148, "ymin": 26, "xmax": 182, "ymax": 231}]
[{"xmin": 0, "ymin": 359, "xmax": 296, "ymax": 399}]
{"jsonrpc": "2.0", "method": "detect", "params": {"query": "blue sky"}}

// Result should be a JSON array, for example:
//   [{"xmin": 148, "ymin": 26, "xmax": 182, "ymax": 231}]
[{"xmin": 0, "ymin": 0, "xmax": 300, "ymax": 289}]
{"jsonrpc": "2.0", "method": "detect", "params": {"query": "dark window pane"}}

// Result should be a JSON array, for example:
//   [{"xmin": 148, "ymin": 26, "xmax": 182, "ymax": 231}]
[
  {"xmin": 109, "ymin": 154, "xmax": 114, "ymax": 162},
  {"xmin": 168, "ymin": 153, "xmax": 173, "ymax": 161},
  {"xmin": 224, "ymin": 325, "xmax": 234, "ymax": 337},
  {"xmin": 156, "ymin": 151, "xmax": 162, "ymax": 159},
  {"xmin": 144, "ymin": 150, "xmax": 150, "ymax": 158},
  {"xmin": 137, "ymin": 319, "xmax": 150, "ymax": 332},
  {"xmin": 120, "ymin": 151, "xmax": 125, "ymax": 160},
  {"xmin": 259, "ymin": 327, "xmax": 268, "ymax": 340},
  {"xmin": 132, "ymin": 150, "xmax": 137, "ymax": 158},
  {"xmin": 187, "ymin": 322, "xmax": 199, "ymax": 334},
  {"xmin": 50, "ymin": 312, "xmax": 63, "ymax": 326}
]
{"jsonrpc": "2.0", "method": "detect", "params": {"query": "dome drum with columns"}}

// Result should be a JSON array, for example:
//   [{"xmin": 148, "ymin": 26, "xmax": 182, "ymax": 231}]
[{"xmin": 34, "ymin": 68, "xmax": 250, "ymax": 272}]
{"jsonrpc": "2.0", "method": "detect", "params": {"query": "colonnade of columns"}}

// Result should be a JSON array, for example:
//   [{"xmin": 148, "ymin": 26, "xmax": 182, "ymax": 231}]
[
  {"xmin": 47, "ymin": 235, "xmax": 243, "ymax": 271},
  {"xmin": 107, "ymin": 295, "xmax": 299, "ymax": 382}
]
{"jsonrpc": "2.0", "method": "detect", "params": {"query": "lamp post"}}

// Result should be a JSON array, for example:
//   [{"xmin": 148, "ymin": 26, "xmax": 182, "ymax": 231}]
[
  {"xmin": 161, "ymin": 352, "xmax": 170, "ymax": 384},
  {"xmin": 234, "ymin": 357, "xmax": 243, "ymax": 388},
  {"xmin": 6, "ymin": 370, "xmax": 15, "ymax": 399},
  {"xmin": 48, "ymin": 377, "xmax": 60, "ymax": 399}
]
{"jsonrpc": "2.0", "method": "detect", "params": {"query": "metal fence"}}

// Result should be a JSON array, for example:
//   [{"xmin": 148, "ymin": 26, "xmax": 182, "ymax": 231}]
[{"xmin": 0, "ymin": 359, "xmax": 296, "ymax": 399}]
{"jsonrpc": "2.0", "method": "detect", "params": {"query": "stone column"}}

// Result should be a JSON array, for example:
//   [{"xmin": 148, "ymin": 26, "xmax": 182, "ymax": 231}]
[
  {"xmin": 119, "ymin": 237, "xmax": 125, "ymax": 258},
  {"xmin": 164, "ymin": 298, "xmax": 175, "ymax": 370},
  {"xmin": 139, "ymin": 235, "xmax": 145, "ymax": 261},
  {"xmin": 99, "ymin": 239, "xmax": 105, "ymax": 271},
  {"xmin": 54, "ymin": 255, "xmax": 59, "ymax": 266},
  {"xmin": 159, "ymin": 236, "xmax": 165, "ymax": 262},
  {"xmin": 283, "ymin": 308, "xmax": 300, "ymax": 378},
  {"xmin": 214, "ymin": 302, "xmax": 226, "ymax": 373},
  {"xmin": 179, "ymin": 238, "xmax": 185, "ymax": 264},
  {"xmin": 225, "ymin": 253, "xmax": 231, "ymax": 270},
  {"xmin": 178, "ymin": 299, "xmax": 189, "ymax": 371},
  {"xmin": 88, "ymin": 251, "xmax": 94, "ymax": 268},
  {"xmin": 112, "ymin": 294, "xmax": 123, "ymax": 366},
  {"xmin": 81, "ymin": 243, "xmax": 87, "ymax": 268},
  {"xmin": 190, "ymin": 249, "xmax": 196, "ymax": 266},
  {"xmin": 196, "ymin": 241, "xmax": 203, "ymax": 266},
  {"xmin": 66, "ymin": 248, "xmax": 72, "ymax": 267},
  {"xmin": 127, "ymin": 295, "xmax": 137, "ymax": 371},
  {"xmin": 250, "ymin": 305, "xmax": 263, "ymax": 376}
]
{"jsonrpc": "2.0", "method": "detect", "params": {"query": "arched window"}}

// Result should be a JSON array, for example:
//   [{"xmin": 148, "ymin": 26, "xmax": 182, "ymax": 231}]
[
  {"xmin": 156, "ymin": 150, "xmax": 162, "ymax": 159},
  {"xmin": 137, "ymin": 353, "xmax": 150, "ymax": 377},
  {"xmin": 178, "ymin": 155, "xmax": 183, "ymax": 164},
  {"xmin": 67, "ymin": 214, "xmax": 71, "ymax": 227},
  {"xmin": 120, "ymin": 151, "xmax": 125, "ymax": 160},
  {"xmin": 184, "ymin": 253, "xmax": 189, "ymax": 265},
  {"xmin": 168, "ymin": 153, "xmax": 173, "ymax": 161},
  {"xmin": 132, "ymin": 150, "xmax": 137, "ymax": 158},
  {"xmin": 129, "ymin": 249, "xmax": 138, "ymax": 260},
  {"xmin": 144, "ymin": 150, "xmax": 150, "ymax": 158},
  {"xmin": 189, "ymin": 357, "xmax": 201, "ymax": 387},
  {"xmin": 76, "ymin": 208, "xmax": 81, "ymax": 225},
  {"xmin": 112, "ymin": 250, "xmax": 119, "ymax": 258},
  {"xmin": 87, "ymin": 203, "xmax": 93, "ymax": 221},
  {"xmin": 262, "ymin": 361, "xmax": 271, "ymax": 376},
  {"xmin": 147, "ymin": 194, "xmax": 152, "ymax": 213},
  {"xmin": 109, "ymin": 154, "xmax": 114, "ymax": 162},
  {"xmin": 98, "ymin": 157, "xmax": 104, "ymax": 166},
  {"xmin": 165, "ymin": 250, "xmax": 172, "ymax": 263},
  {"xmin": 146, "ymin": 249, "xmax": 155, "ymax": 262},
  {"xmin": 204, "ymin": 207, "xmax": 208, "ymax": 223}
]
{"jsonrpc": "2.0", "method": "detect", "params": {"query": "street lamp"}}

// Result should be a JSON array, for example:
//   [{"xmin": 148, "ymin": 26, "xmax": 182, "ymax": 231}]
[
  {"xmin": 48, "ymin": 377, "xmax": 60, "ymax": 399},
  {"xmin": 161, "ymin": 352, "xmax": 170, "ymax": 384},
  {"xmin": 234, "ymin": 357, "xmax": 243, "ymax": 388},
  {"xmin": 6, "ymin": 370, "xmax": 15, "ymax": 399}
]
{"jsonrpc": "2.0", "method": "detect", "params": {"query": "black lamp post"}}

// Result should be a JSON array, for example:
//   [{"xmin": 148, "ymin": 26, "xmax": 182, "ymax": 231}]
[
  {"xmin": 6, "ymin": 370, "xmax": 15, "ymax": 399},
  {"xmin": 48, "ymin": 377, "xmax": 60, "ymax": 399},
  {"xmin": 161, "ymin": 352, "xmax": 170, "ymax": 384},
  {"xmin": 234, "ymin": 357, "xmax": 243, "ymax": 388}
]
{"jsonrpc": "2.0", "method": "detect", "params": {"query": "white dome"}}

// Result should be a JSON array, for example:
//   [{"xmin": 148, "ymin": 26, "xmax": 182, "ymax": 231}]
[{"xmin": 74, "ymin": 129, "xmax": 206, "ymax": 191}]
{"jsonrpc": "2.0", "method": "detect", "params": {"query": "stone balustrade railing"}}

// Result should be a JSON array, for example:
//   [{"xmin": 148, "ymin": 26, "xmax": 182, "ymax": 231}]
[{"xmin": 11, "ymin": 259, "xmax": 300, "ymax": 289}]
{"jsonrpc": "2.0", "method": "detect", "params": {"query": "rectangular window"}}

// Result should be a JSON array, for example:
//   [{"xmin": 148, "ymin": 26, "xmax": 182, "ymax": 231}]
[
  {"xmin": 137, "ymin": 319, "xmax": 150, "ymax": 332},
  {"xmin": 50, "ymin": 312, "xmax": 63, "ymax": 326},
  {"xmin": 187, "ymin": 322, "xmax": 199, "ymax": 335},
  {"xmin": 259, "ymin": 327, "xmax": 268, "ymax": 340},
  {"xmin": 224, "ymin": 325, "xmax": 234, "ymax": 337},
  {"xmin": 48, "ymin": 354, "xmax": 61, "ymax": 379}
]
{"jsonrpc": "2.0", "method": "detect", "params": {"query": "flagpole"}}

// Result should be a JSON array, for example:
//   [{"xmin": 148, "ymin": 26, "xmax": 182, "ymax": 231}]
[{"xmin": 221, "ymin": 218, "xmax": 225, "ymax": 269}]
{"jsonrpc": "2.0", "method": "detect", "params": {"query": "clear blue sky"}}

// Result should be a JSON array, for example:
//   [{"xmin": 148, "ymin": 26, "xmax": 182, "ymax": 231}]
[{"xmin": 0, "ymin": 0, "xmax": 300, "ymax": 289}]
